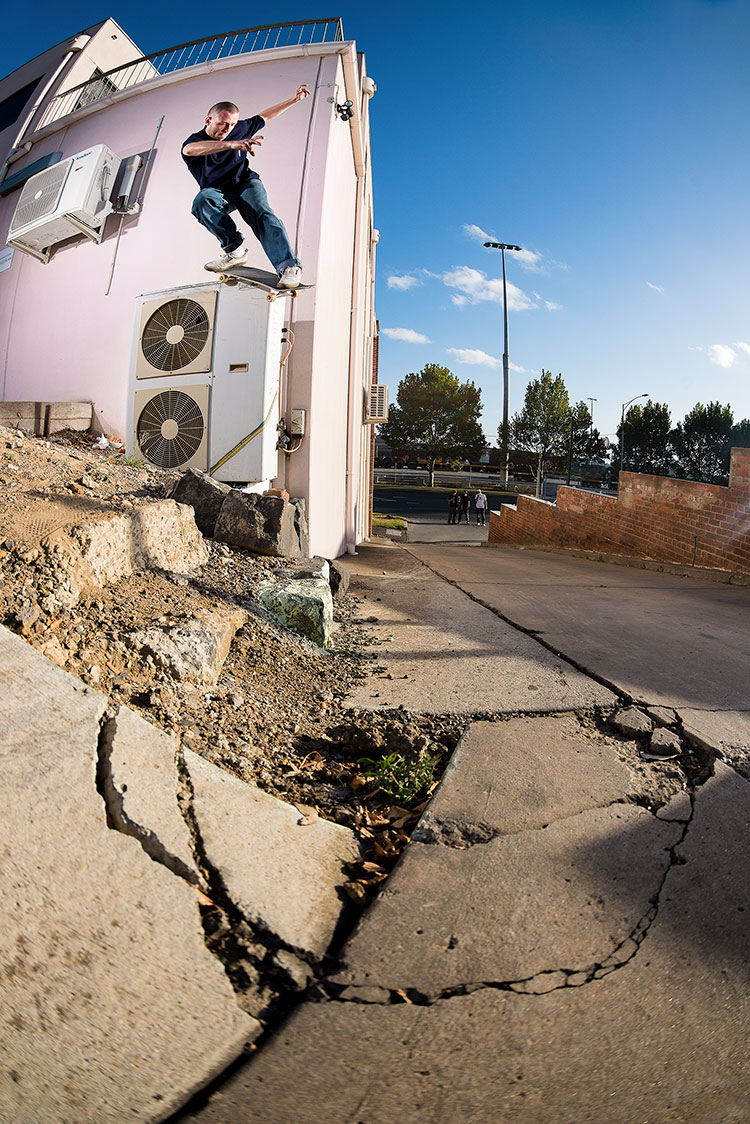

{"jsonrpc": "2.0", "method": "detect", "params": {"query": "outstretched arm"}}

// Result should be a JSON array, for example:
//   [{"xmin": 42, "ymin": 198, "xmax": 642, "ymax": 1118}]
[
  {"xmin": 257, "ymin": 84, "xmax": 310, "ymax": 122},
  {"xmin": 182, "ymin": 135, "xmax": 263, "ymax": 157}
]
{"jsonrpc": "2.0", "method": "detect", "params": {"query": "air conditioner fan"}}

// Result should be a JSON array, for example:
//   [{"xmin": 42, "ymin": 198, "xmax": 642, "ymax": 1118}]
[
  {"xmin": 136, "ymin": 389, "xmax": 206, "ymax": 468},
  {"xmin": 140, "ymin": 298, "xmax": 211, "ymax": 372}
]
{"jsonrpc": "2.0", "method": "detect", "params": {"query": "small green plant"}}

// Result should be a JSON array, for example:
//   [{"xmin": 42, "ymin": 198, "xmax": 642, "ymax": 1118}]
[
  {"xmin": 121, "ymin": 454, "xmax": 144, "ymax": 467},
  {"xmin": 359, "ymin": 751, "xmax": 436, "ymax": 803}
]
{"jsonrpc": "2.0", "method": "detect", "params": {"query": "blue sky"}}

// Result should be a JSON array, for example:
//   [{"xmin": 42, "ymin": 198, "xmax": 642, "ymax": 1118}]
[{"xmin": 2, "ymin": 0, "xmax": 749, "ymax": 445}]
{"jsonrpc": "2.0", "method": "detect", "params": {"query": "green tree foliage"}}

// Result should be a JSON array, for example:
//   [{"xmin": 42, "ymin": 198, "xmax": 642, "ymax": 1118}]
[
  {"xmin": 612, "ymin": 401, "xmax": 672, "ymax": 476},
  {"xmin": 378, "ymin": 363, "xmax": 485, "ymax": 485},
  {"xmin": 671, "ymin": 402, "xmax": 735, "ymax": 484},
  {"xmin": 509, "ymin": 371, "xmax": 570, "ymax": 496},
  {"xmin": 569, "ymin": 400, "xmax": 608, "ymax": 463}
]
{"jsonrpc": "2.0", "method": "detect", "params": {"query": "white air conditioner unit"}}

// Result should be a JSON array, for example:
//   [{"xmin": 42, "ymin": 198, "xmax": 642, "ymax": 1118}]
[
  {"xmin": 7, "ymin": 143, "xmax": 120, "ymax": 263},
  {"xmin": 127, "ymin": 283, "xmax": 287, "ymax": 484},
  {"xmin": 365, "ymin": 382, "xmax": 388, "ymax": 423}
]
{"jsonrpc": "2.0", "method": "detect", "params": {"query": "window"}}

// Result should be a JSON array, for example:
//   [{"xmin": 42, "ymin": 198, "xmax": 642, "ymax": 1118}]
[{"xmin": 0, "ymin": 77, "xmax": 43, "ymax": 134}]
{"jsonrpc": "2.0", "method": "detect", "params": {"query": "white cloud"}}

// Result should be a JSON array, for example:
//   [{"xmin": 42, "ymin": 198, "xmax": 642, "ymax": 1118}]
[
  {"xmin": 440, "ymin": 266, "xmax": 537, "ymax": 311},
  {"xmin": 646, "ymin": 281, "xmax": 665, "ymax": 294},
  {"xmin": 381, "ymin": 327, "xmax": 430, "ymax": 344},
  {"xmin": 709, "ymin": 344, "xmax": 736, "ymax": 368},
  {"xmin": 446, "ymin": 348, "xmax": 500, "ymax": 368},
  {"xmin": 463, "ymin": 223, "xmax": 492, "ymax": 242},
  {"xmin": 736, "ymin": 341, "xmax": 750, "ymax": 354},
  {"xmin": 451, "ymin": 294, "xmax": 467, "ymax": 307},
  {"xmin": 387, "ymin": 274, "xmax": 421, "ymax": 291},
  {"xmin": 544, "ymin": 300, "xmax": 563, "ymax": 311},
  {"xmin": 514, "ymin": 248, "xmax": 544, "ymax": 271}
]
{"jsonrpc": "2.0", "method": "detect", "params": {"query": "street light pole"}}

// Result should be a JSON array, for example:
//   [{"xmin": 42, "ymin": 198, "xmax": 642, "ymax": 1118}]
[
  {"xmin": 619, "ymin": 393, "xmax": 649, "ymax": 476},
  {"xmin": 484, "ymin": 241, "xmax": 522, "ymax": 486}
]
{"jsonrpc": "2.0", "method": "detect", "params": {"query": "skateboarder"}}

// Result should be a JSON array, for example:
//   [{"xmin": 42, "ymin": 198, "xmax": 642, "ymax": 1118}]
[
  {"xmin": 182, "ymin": 85, "xmax": 309, "ymax": 288},
  {"xmin": 474, "ymin": 488, "xmax": 488, "ymax": 525}
]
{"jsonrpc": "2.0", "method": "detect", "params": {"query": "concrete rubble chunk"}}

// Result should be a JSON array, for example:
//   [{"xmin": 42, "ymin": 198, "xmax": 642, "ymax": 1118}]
[
  {"xmin": 608, "ymin": 706, "xmax": 653, "ymax": 737},
  {"xmin": 137, "ymin": 604, "xmax": 247, "ymax": 685},
  {"xmin": 103, "ymin": 704, "xmax": 199, "ymax": 882},
  {"xmin": 646, "ymin": 726, "xmax": 682, "ymax": 757},
  {"xmin": 329, "ymin": 557, "xmax": 350, "ymax": 598},
  {"xmin": 184, "ymin": 749, "xmax": 361, "ymax": 957},
  {"xmin": 214, "ymin": 490, "xmax": 300, "ymax": 557},
  {"xmin": 42, "ymin": 499, "xmax": 209, "ymax": 605},
  {"xmin": 276, "ymin": 555, "xmax": 330, "ymax": 582},
  {"xmin": 257, "ymin": 575, "xmax": 334, "ymax": 648},
  {"xmin": 0, "ymin": 625, "xmax": 257, "ymax": 1124},
  {"xmin": 169, "ymin": 468, "xmax": 232, "ymax": 538}
]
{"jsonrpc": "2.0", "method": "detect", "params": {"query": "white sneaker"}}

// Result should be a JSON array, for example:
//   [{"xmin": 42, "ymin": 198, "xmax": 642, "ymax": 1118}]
[
  {"xmin": 277, "ymin": 265, "xmax": 302, "ymax": 289},
  {"xmin": 204, "ymin": 246, "xmax": 247, "ymax": 272}
]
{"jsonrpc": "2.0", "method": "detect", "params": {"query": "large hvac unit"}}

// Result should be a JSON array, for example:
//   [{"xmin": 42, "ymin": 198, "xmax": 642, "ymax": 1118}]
[
  {"xmin": 127, "ymin": 283, "xmax": 287, "ymax": 485},
  {"xmin": 7, "ymin": 144, "xmax": 120, "ymax": 263}
]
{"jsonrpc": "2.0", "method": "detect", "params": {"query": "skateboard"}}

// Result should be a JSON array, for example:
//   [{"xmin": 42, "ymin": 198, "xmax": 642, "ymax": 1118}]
[{"xmin": 216, "ymin": 265, "xmax": 314, "ymax": 300}]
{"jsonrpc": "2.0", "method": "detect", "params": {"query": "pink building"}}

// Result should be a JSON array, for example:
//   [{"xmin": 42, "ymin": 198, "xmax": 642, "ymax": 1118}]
[{"xmin": 0, "ymin": 18, "xmax": 381, "ymax": 557}]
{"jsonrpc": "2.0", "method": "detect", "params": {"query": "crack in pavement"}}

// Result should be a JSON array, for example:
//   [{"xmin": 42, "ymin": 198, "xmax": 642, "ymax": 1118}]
[
  {"xmin": 403, "ymin": 549, "xmax": 631, "ymax": 703},
  {"xmin": 318, "ymin": 793, "xmax": 696, "ymax": 1008},
  {"xmin": 95, "ymin": 708, "xmax": 199, "ymax": 885}
]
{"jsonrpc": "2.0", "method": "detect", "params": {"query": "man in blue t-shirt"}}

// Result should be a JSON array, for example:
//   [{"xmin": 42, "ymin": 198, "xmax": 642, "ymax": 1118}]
[{"xmin": 182, "ymin": 84, "xmax": 309, "ymax": 288}]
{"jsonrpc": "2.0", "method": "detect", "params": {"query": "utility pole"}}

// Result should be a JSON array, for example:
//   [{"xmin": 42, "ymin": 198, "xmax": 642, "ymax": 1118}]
[{"xmin": 484, "ymin": 241, "xmax": 522, "ymax": 486}]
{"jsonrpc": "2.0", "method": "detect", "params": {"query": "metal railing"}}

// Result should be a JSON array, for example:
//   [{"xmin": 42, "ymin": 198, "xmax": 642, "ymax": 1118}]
[{"xmin": 39, "ymin": 18, "xmax": 344, "ymax": 127}]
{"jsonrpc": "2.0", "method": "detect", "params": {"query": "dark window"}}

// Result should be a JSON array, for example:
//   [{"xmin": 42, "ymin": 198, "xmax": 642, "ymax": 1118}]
[{"xmin": 0, "ymin": 77, "xmax": 43, "ymax": 134}]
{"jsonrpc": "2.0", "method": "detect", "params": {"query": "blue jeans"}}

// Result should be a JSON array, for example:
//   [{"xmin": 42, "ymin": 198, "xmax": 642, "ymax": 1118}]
[{"xmin": 191, "ymin": 178, "xmax": 299, "ymax": 271}]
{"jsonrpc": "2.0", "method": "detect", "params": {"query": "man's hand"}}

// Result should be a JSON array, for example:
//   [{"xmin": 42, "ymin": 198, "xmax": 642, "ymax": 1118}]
[
  {"xmin": 258, "ymin": 85, "xmax": 312, "ymax": 121},
  {"xmin": 228, "ymin": 135, "xmax": 263, "ymax": 155}
]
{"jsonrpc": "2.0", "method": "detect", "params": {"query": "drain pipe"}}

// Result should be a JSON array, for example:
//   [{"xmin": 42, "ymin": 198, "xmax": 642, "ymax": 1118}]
[
  {"xmin": 0, "ymin": 34, "xmax": 91, "ymax": 189},
  {"xmin": 340, "ymin": 44, "xmax": 373, "ymax": 554}
]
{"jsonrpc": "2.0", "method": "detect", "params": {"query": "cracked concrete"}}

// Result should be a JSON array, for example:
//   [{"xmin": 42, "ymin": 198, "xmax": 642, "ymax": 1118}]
[
  {"xmin": 179, "ymin": 543, "xmax": 749, "ymax": 1124},
  {"xmin": 0, "ymin": 625, "xmax": 256, "ymax": 1124}
]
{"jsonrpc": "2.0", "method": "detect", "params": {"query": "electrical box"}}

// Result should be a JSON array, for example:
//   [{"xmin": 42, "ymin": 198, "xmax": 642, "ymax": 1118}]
[{"xmin": 290, "ymin": 409, "xmax": 306, "ymax": 437}]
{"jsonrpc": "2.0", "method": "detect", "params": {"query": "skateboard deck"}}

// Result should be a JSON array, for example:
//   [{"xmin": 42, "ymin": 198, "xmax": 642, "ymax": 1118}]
[{"xmin": 215, "ymin": 264, "xmax": 314, "ymax": 299}]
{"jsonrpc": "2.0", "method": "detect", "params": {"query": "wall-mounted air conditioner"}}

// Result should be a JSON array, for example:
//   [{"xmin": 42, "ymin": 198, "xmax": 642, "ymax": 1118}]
[
  {"xmin": 7, "ymin": 144, "xmax": 121, "ymax": 263},
  {"xmin": 127, "ymin": 283, "xmax": 287, "ymax": 485},
  {"xmin": 365, "ymin": 382, "xmax": 388, "ymax": 423}
]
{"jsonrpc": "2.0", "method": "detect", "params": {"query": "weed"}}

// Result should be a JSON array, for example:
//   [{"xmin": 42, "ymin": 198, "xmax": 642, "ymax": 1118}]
[
  {"xmin": 121, "ymin": 454, "xmax": 144, "ymax": 468},
  {"xmin": 358, "ymin": 751, "xmax": 436, "ymax": 803}
]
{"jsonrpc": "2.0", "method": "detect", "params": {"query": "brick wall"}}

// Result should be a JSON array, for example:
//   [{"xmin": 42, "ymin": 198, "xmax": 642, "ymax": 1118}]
[{"xmin": 488, "ymin": 447, "xmax": 750, "ymax": 575}]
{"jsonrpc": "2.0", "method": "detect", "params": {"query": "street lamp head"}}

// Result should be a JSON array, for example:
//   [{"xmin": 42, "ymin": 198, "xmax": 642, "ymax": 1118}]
[{"xmin": 484, "ymin": 242, "xmax": 523, "ymax": 252}]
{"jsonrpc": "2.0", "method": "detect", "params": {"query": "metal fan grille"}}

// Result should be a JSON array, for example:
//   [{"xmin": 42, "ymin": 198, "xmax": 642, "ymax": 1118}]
[
  {"xmin": 9, "ymin": 159, "xmax": 72, "ymax": 234},
  {"xmin": 136, "ymin": 389, "xmax": 206, "ymax": 468},
  {"xmin": 141, "ymin": 298, "xmax": 211, "ymax": 372}
]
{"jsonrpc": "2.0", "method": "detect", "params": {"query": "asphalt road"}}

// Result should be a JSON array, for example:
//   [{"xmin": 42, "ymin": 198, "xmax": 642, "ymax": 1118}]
[{"xmin": 374, "ymin": 486, "xmax": 515, "ymax": 543}]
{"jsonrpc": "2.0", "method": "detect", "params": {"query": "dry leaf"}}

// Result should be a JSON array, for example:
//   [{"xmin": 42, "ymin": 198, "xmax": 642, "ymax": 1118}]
[
  {"xmin": 295, "ymin": 804, "xmax": 319, "ymax": 826},
  {"xmin": 343, "ymin": 880, "xmax": 367, "ymax": 903}
]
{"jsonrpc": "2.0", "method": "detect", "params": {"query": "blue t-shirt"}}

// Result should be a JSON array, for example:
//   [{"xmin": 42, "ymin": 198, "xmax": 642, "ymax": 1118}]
[{"xmin": 182, "ymin": 115, "xmax": 265, "ymax": 191}]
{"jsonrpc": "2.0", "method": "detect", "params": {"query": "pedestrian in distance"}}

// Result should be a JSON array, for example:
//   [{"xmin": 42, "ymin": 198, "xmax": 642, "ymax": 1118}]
[
  {"xmin": 182, "ymin": 85, "xmax": 310, "ymax": 288},
  {"xmin": 474, "ymin": 488, "xmax": 488, "ymax": 525},
  {"xmin": 447, "ymin": 490, "xmax": 459, "ymax": 524},
  {"xmin": 460, "ymin": 491, "xmax": 470, "ymax": 523}
]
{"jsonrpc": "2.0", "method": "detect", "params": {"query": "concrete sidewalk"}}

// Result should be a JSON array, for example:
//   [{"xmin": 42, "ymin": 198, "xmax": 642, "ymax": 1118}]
[{"xmin": 181, "ymin": 542, "xmax": 750, "ymax": 1124}]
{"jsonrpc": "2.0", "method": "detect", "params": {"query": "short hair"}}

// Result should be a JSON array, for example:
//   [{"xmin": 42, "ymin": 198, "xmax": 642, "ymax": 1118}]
[{"xmin": 207, "ymin": 101, "xmax": 239, "ymax": 117}]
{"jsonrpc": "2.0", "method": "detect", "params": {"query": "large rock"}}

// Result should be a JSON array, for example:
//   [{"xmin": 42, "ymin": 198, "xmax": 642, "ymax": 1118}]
[
  {"xmin": 136, "ymin": 604, "xmax": 247, "ymax": 685},
  {"xmin": 169, "ymin": 468, "xmax": 231, "ymax": 537},
  {"xmin": 214, "ymin": 491, "xmax": 300, "ymax": 557},
  {"xmin": 329, "ymin": 557, "xmax": 351, "ymax": 598},
  {"xmin": 257, "ymin": 575, "xmax": 334, "ymax": 647}
]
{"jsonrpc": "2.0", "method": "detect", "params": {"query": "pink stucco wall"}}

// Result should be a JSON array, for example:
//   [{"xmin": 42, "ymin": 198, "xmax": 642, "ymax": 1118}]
[{"xmin": 0, "ymin": 38, "xmax": 376, "ymax": 558}]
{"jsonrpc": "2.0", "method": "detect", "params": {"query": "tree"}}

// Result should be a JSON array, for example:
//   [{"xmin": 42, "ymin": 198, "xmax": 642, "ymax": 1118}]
[
  {"xmin": 671, "ymin": 402, "xmax": 734, "ymax": 484},
  {"xmin": 509, "ymin": 371, "xmax": 570, "ymax": 496},
  {"xmin": 378, "ymin": 363, "xmax": 485, "ymax": 486},
  {"xmin": 568, "ymin": 400, "xmax": 607, "ymax": 463},
  {"xmin": 612, "ymin": 401, "xmax": 672, "ymax": 476}
]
